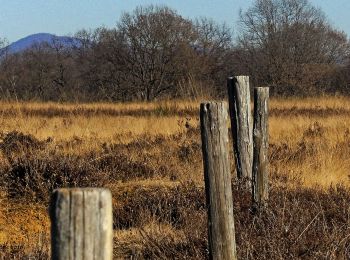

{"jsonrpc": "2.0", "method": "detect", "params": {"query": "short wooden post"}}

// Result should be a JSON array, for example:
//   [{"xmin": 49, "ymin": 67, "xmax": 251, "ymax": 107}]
[
  {"xmin": 200, "ymin": 102, "xmax": 237, "ymax": 260},
  {"xmin": 227, "ymin": 76, "xmax": 253, "ymax": 181},
  {"xmin": 252, "ymin": 87, "xmax": 269, "ymax": 206},
  {"xmin": 50, "ymin": 188, "xmax": 113, "ymax": 260}
]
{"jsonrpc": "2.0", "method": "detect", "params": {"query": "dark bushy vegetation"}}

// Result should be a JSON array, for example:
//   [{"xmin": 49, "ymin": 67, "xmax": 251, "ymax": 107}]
[
  {"xmin": 1, "ymin": 124, "xmax": 350, "ymax": 258},
  {"xmin": 1, "ymin": 1, "xmax": 350, "ymax": 101},
  {"xmin": 0, "ymin": 245, "xmax": 49, "ymax": 260},
  {"xmin": 112, "ymin": 181, "xmax": 350, "ymax": 259},
  {"xmin": 0, "ymin": 132, "xmax": 109, "ymax": 202}
]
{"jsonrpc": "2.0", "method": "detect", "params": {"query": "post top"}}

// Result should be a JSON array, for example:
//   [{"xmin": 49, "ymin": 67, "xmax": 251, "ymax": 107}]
[
  {"xmin": 200, "ymin": 101, "xmax": 227, "ymax": 110},
  {"xmin": 52, "ymin": 188, "xmax": 111, "ymax": 195},
  {"xmin": 254, "ymin": 87, "xmax": 270, "ymax": 92}
]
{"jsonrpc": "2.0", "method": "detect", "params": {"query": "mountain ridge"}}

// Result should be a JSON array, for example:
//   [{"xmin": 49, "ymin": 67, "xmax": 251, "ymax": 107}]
[{"xmin": 5, "ymin": 33, "xmax": 79, "ymax": 54}]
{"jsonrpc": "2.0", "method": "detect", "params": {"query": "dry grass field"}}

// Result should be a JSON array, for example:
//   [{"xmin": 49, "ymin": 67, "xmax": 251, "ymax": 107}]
[{"xmin": 1, "ymin": 97, "xmax": 350, "ymax": 259}]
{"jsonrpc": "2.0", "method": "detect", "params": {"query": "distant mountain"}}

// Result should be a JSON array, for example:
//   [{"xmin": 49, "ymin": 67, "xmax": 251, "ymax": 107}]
[{"xmin": 6, "ymin": 33, "xmax": 79, "ymax": 54}]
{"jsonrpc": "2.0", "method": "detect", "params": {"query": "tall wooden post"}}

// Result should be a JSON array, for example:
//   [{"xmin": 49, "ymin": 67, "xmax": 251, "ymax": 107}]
[
  {"xmin": 200, "ymin": 101, "xmax": 237, "ymax": 260},
  {"xmin": 50, "ymin": 188, "xmax": 113, "ymax": 260},
  {"xmin": 252, "ymin": 87, "xmax": 269, "ymax": 206},
  {"xmin": 227, "ymin": 76, "xmax": 253, "ymax": 181}
]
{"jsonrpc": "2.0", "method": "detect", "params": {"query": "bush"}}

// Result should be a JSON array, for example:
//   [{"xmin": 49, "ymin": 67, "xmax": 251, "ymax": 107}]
[{"xmin": 0, "ymin": 132, "xmax": 109, "ymax": 202}]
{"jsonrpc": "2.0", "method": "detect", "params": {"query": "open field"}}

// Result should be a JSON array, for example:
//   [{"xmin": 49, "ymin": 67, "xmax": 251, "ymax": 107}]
[{"xmin": 1, "ymin": 97, "xmax": 350, "ymax": 258}]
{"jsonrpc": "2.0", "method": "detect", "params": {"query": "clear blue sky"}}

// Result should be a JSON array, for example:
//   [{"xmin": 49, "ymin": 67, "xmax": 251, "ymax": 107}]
[{"xmin": 1, "ymin": 0, "xmax": 350, "ymax": 43}]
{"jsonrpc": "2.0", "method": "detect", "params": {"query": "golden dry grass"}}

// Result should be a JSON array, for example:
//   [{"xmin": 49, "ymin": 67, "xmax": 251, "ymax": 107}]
[
  {"xmin": 0, "ymin": 97, "xmax": 350, "ymax": 186},
  {"xmin": 0, "ymin": 97, "xmax": 349, "ymax": 185},
  {"xmin": 1, "ymin": 96, "xmax": 350, "ymax": 258},
  {"xmin": 0, "ymin": 115, "xmax": 187, "ymax": 143},
  {"xmin": 269, "ymin": 95, "xmax": 350, "ymax": 109}
]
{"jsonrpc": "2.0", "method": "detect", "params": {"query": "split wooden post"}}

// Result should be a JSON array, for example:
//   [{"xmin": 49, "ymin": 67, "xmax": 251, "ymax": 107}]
[
  {"xmin": 50, "ymin": 188, "xmax": 113, "ymax": 260},
  {"xmin": 227, "ymin": 76, "xmax": 253, "ymax": 181},
  {"xmin": 200, "ymin": 101, "xmax": 237, "ymax": 260},
  {"xmin": 252, "ymin": 87, "xmax": 269, "ymax": 206}
]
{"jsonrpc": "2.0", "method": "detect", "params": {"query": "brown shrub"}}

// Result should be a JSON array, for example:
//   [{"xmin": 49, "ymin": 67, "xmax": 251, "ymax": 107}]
[
  {"xmin": 0, "ymin": 245, "xmax": 49, "ymax": 260},
  {"xmin": 111, "ymin": 179, "xmax": 350, "ymax": 259},
  {"xmin": 3, "ymin": 153, "xmax": 110, "ymax": 202},
  {"xmin": 0, "ymin": 132, "xmax": 110, "ymax": 202},
  {"xmin": 0, "ymin": 131, "xmax": 45, "ymax": 163},
  {"xmin": 113, "ymin": 182, "xmax": 205, "ymax": 229}
]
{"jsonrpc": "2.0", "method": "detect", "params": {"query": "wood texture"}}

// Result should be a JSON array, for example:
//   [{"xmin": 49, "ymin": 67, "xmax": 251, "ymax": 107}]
[
  {"xmin": 50, "ymin": 188, "xmax": 113, "ymax": 260},
  {"xmin": 200, "ymin": 101, "xmax": 237, "ymax": 260},
  {"xmin": 252, "ymin": 87, "xmax": 269, "ymax": 206},
  {"xmin": 227, "ymin": 76, "xmax": 253, "ymax": 180}
]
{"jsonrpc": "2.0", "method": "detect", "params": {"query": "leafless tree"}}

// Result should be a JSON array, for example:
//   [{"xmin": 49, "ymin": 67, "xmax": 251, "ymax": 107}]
[
  {"xmin": 238, "ymin": 0, "xmax": 350, "ymax": 95},
  {"xmin": 75, "ymin": 27, "xmax": 130, "ymax": 101},
  {"xmin": 194, "ymin": 18, "xmax": 234, "ymax": 96},
  {"xmin": 2, "ymin": 3, "xmax": 349, "ymax": 101},
  {"xmin": 0, "ymin": 37, "xmax": 8, "ymax": 58},
  {"xmin": 118, "ymin": 5, "xmax": 195, "ymax": 101}
]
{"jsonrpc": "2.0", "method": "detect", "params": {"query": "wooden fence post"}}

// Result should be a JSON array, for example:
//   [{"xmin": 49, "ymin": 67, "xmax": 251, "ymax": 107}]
[
  {"xmin": 252, "ymin": 87, "xmax": 269, "ymax": 206},
  {"xmin": 227, "ymin": 76, "xmax": 253, "ymax": 181},
  {"xmin": 200, "ymin": 101, "xmax": 237, "ymax": 260},
  {"xmin": 50, "ymin": 188, "xmax": 113, "ymax": 260}
]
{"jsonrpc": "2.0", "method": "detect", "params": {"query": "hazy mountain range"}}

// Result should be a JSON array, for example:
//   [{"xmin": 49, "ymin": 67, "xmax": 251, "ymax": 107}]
[{"xmin": 5, "ymin": 33, "xmax": 78, "ymax": 54}]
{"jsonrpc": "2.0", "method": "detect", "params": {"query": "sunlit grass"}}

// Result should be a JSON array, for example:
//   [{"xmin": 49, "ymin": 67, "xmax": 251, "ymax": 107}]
[{"xmin": 2, "ymin": 97, "xmax": 350, "ymax": 257}]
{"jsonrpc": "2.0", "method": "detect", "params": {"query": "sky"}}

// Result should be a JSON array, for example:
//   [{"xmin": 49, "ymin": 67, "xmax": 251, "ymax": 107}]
[{"xmin": 1, "ymin": 0, "xmax": 350, "ymax": 43}]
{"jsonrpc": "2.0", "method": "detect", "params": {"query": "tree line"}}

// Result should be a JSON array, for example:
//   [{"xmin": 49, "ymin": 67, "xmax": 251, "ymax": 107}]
[{"xmin": 0, "ymin": 0, "xmax": 350, "ymax": 102}]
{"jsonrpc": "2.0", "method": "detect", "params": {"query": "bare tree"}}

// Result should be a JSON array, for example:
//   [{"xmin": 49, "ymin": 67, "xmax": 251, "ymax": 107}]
[
  {"xmin": 194, "ymin": 18, "xmax": 234, "ymax": 96},
  {"xmin": 238, "ymin": 0, "xmax": 350, "ymax": 95},
  {"xmin": 75, "ymin": 27, "xmax": 130, "ymax": 101},
  {"xmin": 0, "ymin": 37, "xmax": 8, "ymax": 58},
  {"xmin": 118, "ymin": 5, "xmax": 195, "ymax": 101}
]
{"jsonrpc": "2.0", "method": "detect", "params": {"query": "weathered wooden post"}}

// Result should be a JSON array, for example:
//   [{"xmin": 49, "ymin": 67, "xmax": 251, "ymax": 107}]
[
  {"xmin": 227, "ymin": 76, "xmax": 253, "ymax": 181},
  {"xmin": 200, "ymin": 101, "xmax": 237, "ymax": 260},
  {"xmin": 252, "ymin": 87, "xmax": 269, "ymax": 206},
  {"xmin": 50, "ymin": 188, "xmax": 113, "ymax": 260}
]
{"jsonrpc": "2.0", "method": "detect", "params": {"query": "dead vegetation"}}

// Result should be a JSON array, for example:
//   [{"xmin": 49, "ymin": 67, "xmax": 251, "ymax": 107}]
[{"xmin": 1, "ymin": 97, "xmax": 350, "ymax": 259}]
